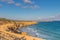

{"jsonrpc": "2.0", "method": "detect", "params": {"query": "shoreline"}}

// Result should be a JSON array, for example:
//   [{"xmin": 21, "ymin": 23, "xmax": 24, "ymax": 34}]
[{"xmin": 0, "ymin": 18, "xmax": 44, "ymax": 40}]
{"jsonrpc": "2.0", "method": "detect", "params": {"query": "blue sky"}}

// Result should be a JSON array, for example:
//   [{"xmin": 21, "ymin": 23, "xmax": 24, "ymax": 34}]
[{"xmin": 0, "ymin": 0, "xmax": 60, "ymax": 20}]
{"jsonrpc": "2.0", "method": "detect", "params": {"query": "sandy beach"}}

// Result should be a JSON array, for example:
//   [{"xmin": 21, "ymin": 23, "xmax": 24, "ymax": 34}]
[{"xmin": 0, "ymin": 19, "xmax": 44, "ymax": 40}]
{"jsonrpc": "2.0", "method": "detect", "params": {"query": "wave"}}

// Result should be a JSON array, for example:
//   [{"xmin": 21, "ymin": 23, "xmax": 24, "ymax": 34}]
[{"xmin": 20, "ymin": 22, "xmax": 60, "ymax": 40}]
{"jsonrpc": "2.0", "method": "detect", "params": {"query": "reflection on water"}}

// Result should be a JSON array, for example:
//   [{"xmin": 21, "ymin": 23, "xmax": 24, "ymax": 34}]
[{"xmin": 20, "ymin": 21, "xmax": 60, "ymax": 40}]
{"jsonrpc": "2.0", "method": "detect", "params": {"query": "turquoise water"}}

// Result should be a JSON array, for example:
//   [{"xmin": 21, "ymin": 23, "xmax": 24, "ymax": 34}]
[{"xmin": 20, "ymin": 21, "xmax": 60, "ymax": 40}]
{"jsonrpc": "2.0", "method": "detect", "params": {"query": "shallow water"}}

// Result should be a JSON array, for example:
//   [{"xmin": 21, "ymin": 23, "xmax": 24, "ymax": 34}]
[{"xmin": 20, "ymin": 21, "xmax": 60, "ymax": 40}]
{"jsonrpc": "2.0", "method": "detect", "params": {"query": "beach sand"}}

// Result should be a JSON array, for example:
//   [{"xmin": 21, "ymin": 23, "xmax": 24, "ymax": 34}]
[{"xmin": 0, "ymin": 20, "xmax": 44, "ymax": 40}]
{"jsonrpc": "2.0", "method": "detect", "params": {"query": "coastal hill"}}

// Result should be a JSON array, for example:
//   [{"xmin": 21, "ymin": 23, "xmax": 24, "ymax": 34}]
[{"xmin": 0, "ymin": 18, "xmax": 44, "ymax": 40}]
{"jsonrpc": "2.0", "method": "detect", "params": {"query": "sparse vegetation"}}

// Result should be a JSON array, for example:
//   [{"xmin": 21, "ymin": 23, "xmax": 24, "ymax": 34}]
[{"xmin": 0, "ymin": 18, "xmax": 43, "ymax": 40}]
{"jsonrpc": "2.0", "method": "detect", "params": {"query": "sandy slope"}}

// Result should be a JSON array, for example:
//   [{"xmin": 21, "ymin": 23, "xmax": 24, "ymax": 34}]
[{"xmin": 0, "ymin": 21, "xmax": 44, "ymax": 40}]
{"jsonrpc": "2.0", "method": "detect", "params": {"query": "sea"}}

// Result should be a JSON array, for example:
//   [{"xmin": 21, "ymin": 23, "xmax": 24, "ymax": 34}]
[{"xmin": 20, "ymin": 21, "xmax": 60, "ymax": 40}]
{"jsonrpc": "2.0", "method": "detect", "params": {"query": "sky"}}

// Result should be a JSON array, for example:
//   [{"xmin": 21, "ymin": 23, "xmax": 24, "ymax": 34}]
[{"xmin": 0, "ymin": 0, "xmax": 60, "ymax": 20}]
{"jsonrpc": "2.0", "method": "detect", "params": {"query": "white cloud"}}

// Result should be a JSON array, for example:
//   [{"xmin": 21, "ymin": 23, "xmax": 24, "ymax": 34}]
[
  {"xmin": 22, "ymin": 5, "xmax": 40, "ymax": 9},
  {"xmin": 50, "ymin": 15, "xmax": 60, "ymax": 19},
  {"xmin": 30, "ymin": 5, "xmax": 40, "ymax": 9},
  {"xmin": 15, "ymin": 3, "xmax": 21, "ymax": 6},
  {"xmin": 0, "ymin": 0, "xmax": 40, "ymax": 9},
  {"xmin": 1, "ymin": 0, "xmax": 14, "ymax": 4},
  {"xmin": 22, "ymin": 6, "xmax": 28, "ymax": 8},
  {"xmin": 7, "ymin": 1, "xmax": 14, "ymax": 4},
  {"xmin": 45, "ymin": 15, "xmax": 60, "ymax": 21},
  {"xmin": 24, "ymin": 0, "xmax": 32, "ymax": 4}
]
